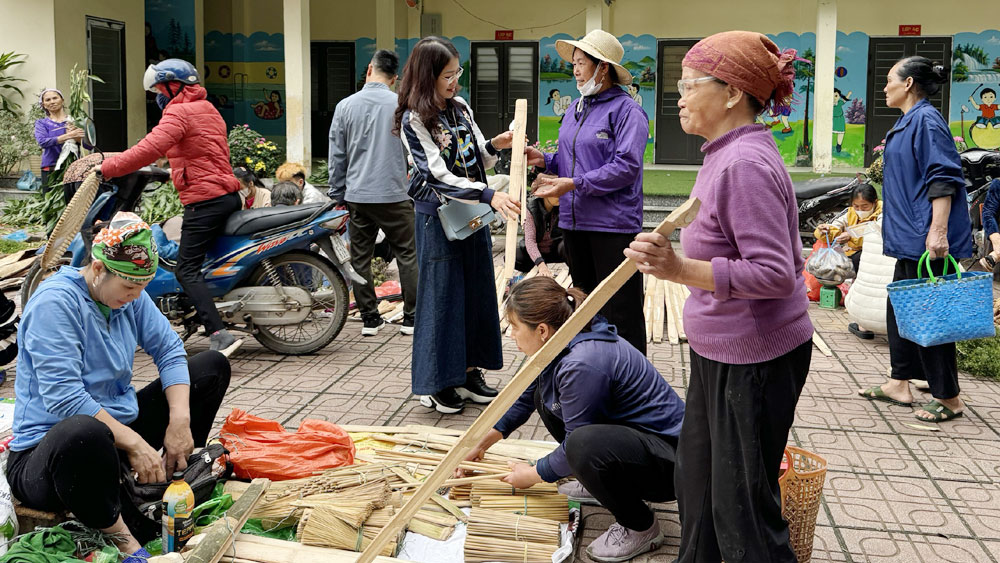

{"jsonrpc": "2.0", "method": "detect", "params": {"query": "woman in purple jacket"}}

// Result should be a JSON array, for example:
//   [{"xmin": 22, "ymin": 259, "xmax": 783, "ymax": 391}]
[
  {"xmin": 626, "ymin": 32, "xmax": 813, "ymax": 563},
  {"xmin": 34, "ymin": 89, "xmax": 84, "ymax": 189},
  {"xmin": 465, "ymin": 276, "xmax": 684, "ymax": 562},
  {"xmin": 528, "ymin": 30, "xmax": 650, "ymax": 354}
]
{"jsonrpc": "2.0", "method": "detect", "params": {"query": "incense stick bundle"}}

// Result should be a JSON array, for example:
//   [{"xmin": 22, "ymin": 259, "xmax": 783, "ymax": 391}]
[
  {"xmin": 298, "ymin": 507, "xmax": 398, "ymax": 556},
  {"xmin": 470, "ymin": 480, "xmax": 559, "ymax": 504},
  {"xmin": 467, "ymin": 509, "xmax": 561, "ymax": 546},
  {"xmin": 464, "ymin": 535, "xmax": 558, "ymax": 563},
  {"xmin": 476, "ymin": 494, "xmax": 568, "ymax": 522}
]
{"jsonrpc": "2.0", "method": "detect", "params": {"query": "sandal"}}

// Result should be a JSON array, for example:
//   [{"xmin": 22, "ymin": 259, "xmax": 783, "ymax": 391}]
[
  {"xmin": 916, "ymin": 400, "xmax": 964, "ymax": 423},
  {"xmin": 858, "ymin": 385, "xmax": 913, "ymax": 407},
  {"xmin": 848, "ymin": 322, "xmax": 875, "ymax": 340}
]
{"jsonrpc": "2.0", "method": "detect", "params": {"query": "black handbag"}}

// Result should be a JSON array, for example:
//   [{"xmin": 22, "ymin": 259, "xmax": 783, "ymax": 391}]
[{"xmin": 122, "ymin": 443, "xmax": 232, "ymax": 523}]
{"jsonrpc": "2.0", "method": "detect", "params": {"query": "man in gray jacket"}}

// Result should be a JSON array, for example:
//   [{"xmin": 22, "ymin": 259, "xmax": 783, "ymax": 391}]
[{"xmin": 329, "ymin": 50, "xmax": 417, "ymax": 336}]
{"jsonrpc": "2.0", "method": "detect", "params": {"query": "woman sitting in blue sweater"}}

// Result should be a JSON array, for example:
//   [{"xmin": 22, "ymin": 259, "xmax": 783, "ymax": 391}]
[
  {"xmin": 464, "ymin": 276, "xmax": 685, "ymax": 563},
  {"xmin": 8, "ymin": 213, "xmax": 232, "ymax": 561}
]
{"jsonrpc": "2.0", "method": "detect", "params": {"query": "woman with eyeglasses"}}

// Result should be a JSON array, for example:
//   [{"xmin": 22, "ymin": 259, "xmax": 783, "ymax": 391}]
[
  {"xmin": 525, "ymin": 30, "xmax": 651, "ymax": 354},
  {"xmin": 624, "ymin": 32, "xmax": 813, "ymax": 563},
  {"xmin": 395, "ymin": 36, "xmax": 520, "ymax": 414}
]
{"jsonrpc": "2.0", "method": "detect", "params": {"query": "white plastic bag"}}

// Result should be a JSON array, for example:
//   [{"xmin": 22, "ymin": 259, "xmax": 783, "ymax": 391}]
[
  {"xmin": 806, "ymin": 243, "xmax": 855, "ymax": 285},
  {"xmin": 0, "ymin": 439, "xmax": 19, "ymax": 555}
]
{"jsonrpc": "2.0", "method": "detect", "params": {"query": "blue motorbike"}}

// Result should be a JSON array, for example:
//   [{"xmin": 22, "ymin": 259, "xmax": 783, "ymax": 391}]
[{"xmin": 23, "ymin": 161, "xmax": 360, "ymax": 355}]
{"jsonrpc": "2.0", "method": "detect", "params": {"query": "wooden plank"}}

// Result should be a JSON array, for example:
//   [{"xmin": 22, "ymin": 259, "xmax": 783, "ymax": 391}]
[
  {"xmin": 643, "ymin": 275, "xmax": 655, "ymax": 342},
  {"xmin": 0, "ymin": 277, "xmax": 23, "ymax": 291},
  {"xmin": 355, "ymin": 198, "xmax": 701, "ymax": 563},
  {"xmin": 497, "ymin": 99, "xmax": 529, "ymax": 309},
  {"xmin": 812, "ymin": 332, "xmax": 833, "ymax": 357},
  {"xmin": 652, "ymin": 279, "xmax": 666, "ymax": 343},
  {"xmin": 0, "ymin": 257, "xmax": 36, "ymax": 280},
  {"xmin": 185, "ymin": 478, "xmax": 270, "ymax": 563},
  {"xmin": 665, "ymin": 281, "xmax": 679, "ymax": 345},
  {"xmin": 0, "ymin": 250, "xmax": 28, "ymax": 268}
]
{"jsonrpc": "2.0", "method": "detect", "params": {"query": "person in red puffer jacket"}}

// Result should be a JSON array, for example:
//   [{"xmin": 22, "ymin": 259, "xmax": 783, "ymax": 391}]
[{"xmin": 99, "ymin": 59, "xmax": 242, "ymax": 354}]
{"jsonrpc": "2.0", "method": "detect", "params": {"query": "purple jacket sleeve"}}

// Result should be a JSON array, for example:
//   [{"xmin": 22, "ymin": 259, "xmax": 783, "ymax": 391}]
[
  {"xmin": 493, "ymin": 379, "xmax": 538, "ymax": 438},
  {"xmin": 34, "ymin": 119, "xmax": 61, "ymax": 149},
  {"xmin": 572, "ymin": 105, "xmax": 648, "ymax": 197},
  {"xmin": 710, "ymin": 160, "xmax": 800, "ymax": 301},
  {"xmin": 535, "ymin": 360, "xmax": 610, "ymax": 482},
  {"xmin": 543, "ymin": 151, "xmax": 560, "ymax": 177}
]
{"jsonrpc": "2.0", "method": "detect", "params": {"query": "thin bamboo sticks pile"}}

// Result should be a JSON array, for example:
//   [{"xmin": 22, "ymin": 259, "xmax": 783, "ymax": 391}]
[
  {"xmin": 467, "ymin": 508, "xmax": 561, "ymax": 545},
  {"xmin": 297, "ymin": 505, "xmax": 399, "ymax": 557},
  {"xmin": 464, "ymin": 535, "xmax": 558, "ymax": 563},
  {"xmin": 476, "ymin": 495, "xmax": 568, "ymax": 523},
  {"xmin": 470, "ymin": 480, "xmax": 559, "ymax": 504}
]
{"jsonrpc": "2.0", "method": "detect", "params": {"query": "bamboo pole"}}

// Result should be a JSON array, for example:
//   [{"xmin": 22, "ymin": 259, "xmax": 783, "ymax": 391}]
[
  {"xmin": 185, "ymin": 478, "xmax": 270, "ymax": 563},
  {"xmin": 356, "ymin": 198, "xmax": 701, "ymax": 563},
  {"xmin": 497, "ymin": 98, "xmax": 529, "ymax": 309}
]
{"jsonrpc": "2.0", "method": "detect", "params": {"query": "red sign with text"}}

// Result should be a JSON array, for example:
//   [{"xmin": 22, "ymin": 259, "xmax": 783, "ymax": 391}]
[
  {"xmin": 496, "ymin": 30, "xmax": 514, "ymax": 41},
  {"xmin": 898, "ymin": 25, "xmax": 921, "ymax": 36}
]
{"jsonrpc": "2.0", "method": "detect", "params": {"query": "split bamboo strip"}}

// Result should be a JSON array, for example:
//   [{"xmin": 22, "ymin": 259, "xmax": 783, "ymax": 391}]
[
  {"xmin": 476, "ymin": 494, "xmax": 568, "ymax": 522},
  {"xmin": 356, "ymin": 200, "xmax": 701, "ymax": 563},
  {"xmin": 470, "ymin": 480, "xmax": 559, "ymax": 504},
  {"xmin": 652, "ymin": 278, "xmax": 666, "ymax": 343},
  {"xmin": 497, "ymin": 99, "xmax": 529, "ymax": 310},
  {"xmin": 467, "ymin": 508, "xmax": 561, "ymax": 546},
  {"xmin": 812, "ymin": 332, "xmax": 833, "ymax": 357},
  {"xmin": 384, "ymin": 466, "xmax": 466, "ymax": 522},
  {"xmin": 643, "ymin": 274, "xmax": 656, "ymax": 343},
  {"xmin": 666, "ymin": 280, "xmax": 679, "ymax": 345},
  {"xmin": 211, "ymin": 534, "xmax": 409, "ymax": 563},
  {"xmin": 449, "ymin": 484, "xmax": 472, "ymax": 502},
  {"xmin": 464, "ymin": 535, "xmax": 558, "ymax": 563},
  {"xmin": 185, "ymin": 478, "xmax": 270, "ymax": 563},
  {"xmin": 298, "ymin": 506, "xmax": 397, "ymax": 557}
]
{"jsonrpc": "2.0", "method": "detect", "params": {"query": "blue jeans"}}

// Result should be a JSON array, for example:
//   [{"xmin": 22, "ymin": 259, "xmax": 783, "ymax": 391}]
[{"xmin": 411, "ymin": 211, "xmax": 503, "ymax": 395}]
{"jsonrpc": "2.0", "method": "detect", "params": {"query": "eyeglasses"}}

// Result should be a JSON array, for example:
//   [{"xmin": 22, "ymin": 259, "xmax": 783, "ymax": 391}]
[
  {"xmin": 677, "ymin": 76, "xmax": 721, "ymax": 96},
  {"xmin": 444, "ymin": 67, "xmax": 464, "ymax": 84}
]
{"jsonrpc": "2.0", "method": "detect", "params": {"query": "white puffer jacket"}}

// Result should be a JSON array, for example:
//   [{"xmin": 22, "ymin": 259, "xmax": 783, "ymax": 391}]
[{"xmin": 845, "ymin": 224, "xmax": 896, "ymax": 334}]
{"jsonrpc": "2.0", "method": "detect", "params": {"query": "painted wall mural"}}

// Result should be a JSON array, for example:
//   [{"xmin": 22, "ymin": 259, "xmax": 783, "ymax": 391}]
[
  {"xmin": 537, "ymin": 33, "xmax": 657, "ymax": 163},
  {"xmin": 765, "ymin": 31, "xmax": 869, "ymax": 168},
  {"xmin": 951, "ymin": 30, "xmax": 1000, "ymax": 150},
  {"xmin": 204, "ymin": 31, "xmax": 286, "ymax": 144},
  {"xmin": 145, "ymin": 0, "xmax": 196, "ymax": 131}
]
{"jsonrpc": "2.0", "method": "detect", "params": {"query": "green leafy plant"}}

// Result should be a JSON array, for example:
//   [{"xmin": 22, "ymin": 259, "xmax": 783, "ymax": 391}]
[
  {"xmin": 229, "ymin": 124, "xmax": 283, "ymax": 178},
  {"xmin": 0, "ymin": 103, "xmax": 42, "ymax": 175},
  {"xmin": 0, "ymin": 52, "xmax": 27, "ymax": 115},
  {"xmin": 308, "ymin": 159, "xmax": 328, "ymax": 185},
  {"xmin": 139, "ymin": 182, "xmax": 184, "ymax": 224},
  {"xmin": 957, "ymin": 332, "xmax": 1000, "ymax": 381},
  {"xmin": 1, "ymin": 188, "xmax": 67, "ymax": 232}
]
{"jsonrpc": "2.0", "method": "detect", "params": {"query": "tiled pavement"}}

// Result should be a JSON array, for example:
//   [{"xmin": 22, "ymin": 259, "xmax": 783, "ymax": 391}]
[{"xmin": 4, "ymin": 280, "xmax": 1000, "ymax": 562}]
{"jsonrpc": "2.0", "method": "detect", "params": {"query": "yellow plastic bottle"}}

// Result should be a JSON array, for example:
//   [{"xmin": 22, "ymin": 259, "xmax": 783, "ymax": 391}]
[{"xmin": 162, "ymin": 472, "xmax": 195, "ymax": 552}]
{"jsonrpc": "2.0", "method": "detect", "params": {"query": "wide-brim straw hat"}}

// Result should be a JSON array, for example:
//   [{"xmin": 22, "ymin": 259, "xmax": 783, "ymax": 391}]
[{"xmin": 556, "ymin": 29, "xmax": 633, "ymax": 86}]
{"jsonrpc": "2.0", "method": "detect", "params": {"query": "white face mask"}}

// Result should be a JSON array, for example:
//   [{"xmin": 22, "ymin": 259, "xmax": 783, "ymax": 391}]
[
  {"xmin": 577, "ymin": 64, "xmax": 606, "ymax": 98},
  {"xmin": 855, "ymin": 208, "xmax": 874, "ymax": 220}
]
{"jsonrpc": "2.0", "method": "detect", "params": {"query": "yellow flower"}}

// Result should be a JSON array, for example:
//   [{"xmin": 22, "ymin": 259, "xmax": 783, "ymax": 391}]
[
  {"xmin": 245, "ymin": 157, "xmax": 252, "ymax": 164},
  {"xmin": 253, "ymin": 162, "xmax": 266, "ymax": 173}
]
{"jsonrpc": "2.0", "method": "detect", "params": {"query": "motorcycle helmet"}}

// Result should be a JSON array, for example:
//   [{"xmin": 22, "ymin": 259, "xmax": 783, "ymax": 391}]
[{"xmin": 143, "ymin": 58, "xmax": 199, "ymax": 92}]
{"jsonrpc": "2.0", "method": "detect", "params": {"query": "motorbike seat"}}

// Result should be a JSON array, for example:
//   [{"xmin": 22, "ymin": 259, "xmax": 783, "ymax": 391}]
[
  {"xmin": 223, "ymin": 203, "xmax": 328, "ymax": 236},
  {"xmin": 793, "ymin": 176, "xmax": 854, "ymax": 200}
]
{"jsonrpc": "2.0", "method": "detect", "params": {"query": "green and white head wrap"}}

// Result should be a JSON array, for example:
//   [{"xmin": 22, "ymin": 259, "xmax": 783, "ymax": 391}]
[{"xmin": 91, "ymin": 212, "xmax": 159, "ymax": 282}]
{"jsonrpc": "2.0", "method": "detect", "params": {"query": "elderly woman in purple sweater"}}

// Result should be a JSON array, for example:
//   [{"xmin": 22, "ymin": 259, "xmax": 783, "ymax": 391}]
[
  {"xmin": 626, "ymin": 32, "xmax": 813, "ymax": 563},
  {"xmin": 34, "ymin": 89, "xmax": 84, "ymax": 189}
]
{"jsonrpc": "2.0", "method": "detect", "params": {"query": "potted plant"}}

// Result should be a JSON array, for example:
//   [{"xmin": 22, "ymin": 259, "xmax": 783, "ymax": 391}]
[{"xmin": 228, "ymin": 124, "xmax": 283, "ymax": 179}]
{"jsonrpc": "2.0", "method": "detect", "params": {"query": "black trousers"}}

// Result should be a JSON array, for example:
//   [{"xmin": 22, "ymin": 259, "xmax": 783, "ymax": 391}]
[
  {"xmin": 534, "ymin": 388, "xmax": 677, "ymax": 531},
  {"xmin": 346, "ymin": 200, "xmax": 419, "ymax": 320},
  {"xmin": 562, "ymin": 230, "xmax": 646, "ymax": 354},
  {"xmin": 676, "ymin": 339, "xmax": 811, "ymax": 563},
  {"xmin": 177, "ymin": 191, "xmax": 242, "ymax": 333},
  {"xmin": 886, "ymin": 257, "xmax": 961, "ymax": 399},
  {"xmin": 6, "ymin": 351, "xmax": 231, "ymax": 542},
  {"xmin": 514, "ymin": 240, "xmax": 566, "ymax": 273}
]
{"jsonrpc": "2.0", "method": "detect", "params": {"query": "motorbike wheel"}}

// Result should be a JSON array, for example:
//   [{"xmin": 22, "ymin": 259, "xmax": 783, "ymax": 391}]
[
  {"xmin": 21, "ymin": 254, "xmax": 72, "ymax": 305},
  {"xmin": 245, "ymin": 251, "xmax": 349, "ymax": 355}
]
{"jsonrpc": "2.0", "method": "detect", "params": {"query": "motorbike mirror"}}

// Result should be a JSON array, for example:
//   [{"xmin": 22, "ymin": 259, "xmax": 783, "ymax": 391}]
[{"xmin": 81, "ymin": 118, "xmax": 97, "ymax": 148}]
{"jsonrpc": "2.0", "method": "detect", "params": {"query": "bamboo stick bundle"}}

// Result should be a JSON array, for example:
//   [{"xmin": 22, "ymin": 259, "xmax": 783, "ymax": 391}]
[
  {"xmin": 476, "ymin": 494, "xmax": 568, "ymax": 522},
  {"xmin": 464, "ymin": 535, "xmax": 558, "ymax": 563},
  {"xmin": 470, "ymin": 480, "xmax": 559, "ymax": 504},
  {"xmin": 298, "ymin": 507, "xmax": 398, "ymax": 557},
  {"xmin": 364, "ymin": 506, "xmax": 456, "ymax": 541},
  {"xmin": 467, "ymin": 509, "xmax": 561, "ymax": 546},
  {"xmin": 290, "ymin": 500, "xmax": 375, "ymax": 529},
  {"xmin": 380, "ymin": 433, "xmax": 558, "ymax": 464},
  {"xmin": 449, "ymin": 484, "xmax": 472, "ymax": 502}
]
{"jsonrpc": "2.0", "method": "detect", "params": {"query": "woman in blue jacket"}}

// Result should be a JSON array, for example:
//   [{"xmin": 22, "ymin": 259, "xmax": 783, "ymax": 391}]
[
  {"xmin": 8, "ymin": 213, "xmax": 232, "ymax": 561},
  {"xmin": 464, "ymin": 277, "xmax": 685, "ymax": 562},
  {"xmin": 857, "ymin": 57, "xmax": 972, "ymax": 423}
]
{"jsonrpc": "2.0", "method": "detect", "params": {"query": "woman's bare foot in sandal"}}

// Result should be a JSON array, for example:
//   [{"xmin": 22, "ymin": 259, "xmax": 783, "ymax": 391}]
[
  {"xmin": 916, "ymin": 396, "xmax": 964, "ymax": 422},
  {"xmin": 858, "ymin": 379, "xmax": 914, "ymax": 405}
]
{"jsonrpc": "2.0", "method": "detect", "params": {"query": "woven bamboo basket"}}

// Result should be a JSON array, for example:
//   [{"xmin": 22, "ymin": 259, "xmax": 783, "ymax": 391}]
[{"xmin": 779, "ymin": 446, "xmax": 827, "ymax": 563}]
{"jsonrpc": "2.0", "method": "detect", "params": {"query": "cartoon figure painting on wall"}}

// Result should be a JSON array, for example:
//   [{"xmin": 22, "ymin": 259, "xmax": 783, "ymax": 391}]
[
  {"xmin": 833, "ymin": 88, "xmax": 852, "ymax": 153},
  {"xmin": 253, "ymin": 90, "xmax": 283, "ymax": 120},
  {"xmin": 547, "ymin": 89, "xmax": 572, "ymax": 118},
  {"xmin": 963, "ymin": 85, "xmax": 1000, "ymax": 149}
]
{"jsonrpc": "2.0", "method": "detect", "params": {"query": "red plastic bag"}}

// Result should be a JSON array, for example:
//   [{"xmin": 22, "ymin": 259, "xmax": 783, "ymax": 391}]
[{"xmin": 219, "ymin": 409, "xmax": 355, "ymax": 481}]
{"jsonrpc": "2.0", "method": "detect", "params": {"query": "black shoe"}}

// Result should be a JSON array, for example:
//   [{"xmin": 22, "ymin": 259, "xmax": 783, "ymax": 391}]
[
  {"xmin": 400, "ymin": 314, "xmax": 414, "ymax": 336},
  {"xmin": 848, "ymin": 322, "xmax": 875, "ymax": 340},
  {"xmin": 361, "ymin": 315, "xmax": 385, "ymax": 336},
  {"xmin": 419, "ymin": 387, "xmax": 465, "ymax": 414},
  {"xmin": 456, "ymin": 369, "xmax": 498, "ymax": 403}
]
